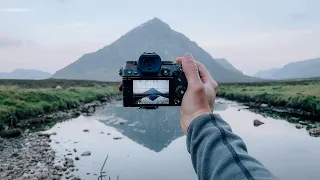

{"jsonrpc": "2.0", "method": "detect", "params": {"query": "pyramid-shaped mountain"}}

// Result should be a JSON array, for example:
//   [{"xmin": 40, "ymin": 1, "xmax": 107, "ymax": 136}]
[
  {"xmin": 143, "ymin": 88, "xmax": 162, "ymax": 95},
  {"xmin": 52, "ymin": 18, "xmax": 257, "ymax": 82}
]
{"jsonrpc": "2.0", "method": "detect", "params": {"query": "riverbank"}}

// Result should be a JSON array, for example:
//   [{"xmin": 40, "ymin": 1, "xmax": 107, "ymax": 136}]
[
  {"xmin": 217, "ymin": 79, "xmax": 320, "ymax": 119},
  {"xmin": 0, "ymin": 132, "xmax": 81, "ymax": 180},
  {"xmin": 0, "ymin": 79, "xmax": 120, "ymax": 131}
]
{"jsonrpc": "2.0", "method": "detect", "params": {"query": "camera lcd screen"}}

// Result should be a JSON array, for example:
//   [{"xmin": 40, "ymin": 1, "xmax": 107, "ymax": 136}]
[{"xmin": 133, "ymin": 80, "xmax": 169, "ymax": 105}]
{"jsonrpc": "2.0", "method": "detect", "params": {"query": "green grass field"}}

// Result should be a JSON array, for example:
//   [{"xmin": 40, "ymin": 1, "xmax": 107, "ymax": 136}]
[
  {"xmin": 0, "ymin": 79, "xmax": 120, "ymax": 128},
  {"xmin": 217, "ymin": 80, "xmax": 320, "ymax": 115}
]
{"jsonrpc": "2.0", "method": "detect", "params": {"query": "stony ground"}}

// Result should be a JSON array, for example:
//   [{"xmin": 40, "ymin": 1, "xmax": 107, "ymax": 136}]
[{"xmin": 0, "ymin": 132, "xmax": 81, "ymax": 180}]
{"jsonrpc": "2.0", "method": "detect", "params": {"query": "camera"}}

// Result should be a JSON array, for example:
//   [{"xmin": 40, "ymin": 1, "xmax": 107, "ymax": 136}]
[{"xmin": 118, "ymin": 52, "xmax": 188, "ymax": 108}]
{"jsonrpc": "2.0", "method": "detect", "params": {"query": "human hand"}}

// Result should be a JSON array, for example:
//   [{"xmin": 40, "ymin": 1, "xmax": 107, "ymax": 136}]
[{"xmin": 176, "ymin": 53, "xmax": 219, "ymax": 135}]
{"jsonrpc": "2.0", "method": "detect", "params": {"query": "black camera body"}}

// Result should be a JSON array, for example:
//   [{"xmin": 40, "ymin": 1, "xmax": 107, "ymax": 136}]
[{"xmin": 119, "ymin": 52, "xmax": 188, "ymax": 107}]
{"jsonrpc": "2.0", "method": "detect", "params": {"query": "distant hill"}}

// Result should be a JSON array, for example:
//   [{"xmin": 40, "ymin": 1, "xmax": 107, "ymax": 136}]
[
  {"xmin": 52, "ymin": 18, "xmax": 258, "ymax": 83},
  {"xmin": 215, "ymin": 58, "xmax": 243, "ymax": 75},
  {"xmin": 254, "ymin": 68, "xmax": 280, "ymax": 79},
  {"xmin": 0, "ymin": 69, "xmax": 51, "ymax": 80},
  {"xmin": 254, "ymin": 58, "xmax": 320, "ymax": 79}
]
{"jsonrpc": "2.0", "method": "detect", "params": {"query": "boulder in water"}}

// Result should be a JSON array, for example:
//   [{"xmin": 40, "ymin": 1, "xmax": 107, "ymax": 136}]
[
  {"xmin": 81, "ymin": 151, "xmax": 91, "ymax": 156},
  {"xmin": 309, "ymin": 128, "xmax": 320, "ymax": 137},
  {"xmin": 253, "ymin": 119, "xmax": 265, "ymax": 127},
  {"xmin": 295, "ymin": 124, "xmax": 304, "ymax": 129}
]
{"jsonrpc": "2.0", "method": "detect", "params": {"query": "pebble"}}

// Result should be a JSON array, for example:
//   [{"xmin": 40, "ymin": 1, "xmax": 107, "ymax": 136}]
[
  {"xmin": 253, "ymin": 119, "xmax": 265, "ymax": 127},
  {"xmin": 81, "ymin": 151, "xmax": 91, "ymax": 156}
]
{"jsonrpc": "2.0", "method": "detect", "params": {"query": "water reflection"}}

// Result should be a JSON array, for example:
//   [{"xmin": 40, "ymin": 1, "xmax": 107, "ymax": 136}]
[
  {"xmin": 47, "ymin": 99, "xmax": 320, "ymax": 180},
  {"xmin": 94, "ymin": 100, "xmax": 228, "ymax": 152}
]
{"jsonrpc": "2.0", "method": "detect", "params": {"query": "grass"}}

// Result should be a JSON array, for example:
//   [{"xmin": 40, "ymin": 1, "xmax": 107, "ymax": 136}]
[
  {"xmin": 217, "ymin": 79, "xmax": 320, "ymax": 115},
  {"xmin": 0, "ymin": 79, "xmax": 121, "ymax": 128}
]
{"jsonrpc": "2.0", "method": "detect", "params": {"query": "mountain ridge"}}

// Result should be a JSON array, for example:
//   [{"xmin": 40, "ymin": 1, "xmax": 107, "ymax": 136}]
[
  {"xmin": 52, "ymin": 17, "xmax": 258, "ymax": 83},
  {"xmin": 215, "ymin": 58, "xmax": 243, "ymax": 75},
  {"xmin": 254, "ymin": 58, "xmax": 320, "ymax": 79},
  {"xmin": 0, "ymin": 69, "xmax": 52, "ymax": 80}
]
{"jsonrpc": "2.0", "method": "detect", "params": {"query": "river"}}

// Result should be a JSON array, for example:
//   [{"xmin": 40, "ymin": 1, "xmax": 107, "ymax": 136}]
[{"xmin": 47, "ymin": 99, "xmax": 320, "ymax": 180}]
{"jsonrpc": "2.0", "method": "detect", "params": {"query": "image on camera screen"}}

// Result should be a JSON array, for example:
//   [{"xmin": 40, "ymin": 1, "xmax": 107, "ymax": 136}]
[{"xmin": 133, "ymin": 80, "xmax": 169, "ymax": 105}]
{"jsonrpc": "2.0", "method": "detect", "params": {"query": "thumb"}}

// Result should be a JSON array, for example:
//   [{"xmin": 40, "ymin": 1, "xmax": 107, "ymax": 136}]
[{"xmin": 182, "ymin": 53, "xmax": 203, "ymax": 90}]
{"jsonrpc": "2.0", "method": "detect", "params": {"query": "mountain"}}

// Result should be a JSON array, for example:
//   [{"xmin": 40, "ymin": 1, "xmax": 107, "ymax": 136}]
[
  {"xmin": 0, "ymin": 69, "xmax": 51, "ymax": 80},
  {"xmin": 215, "ymin": 58, "xmax": 243, "ymax": 75},
  {"xmin": 254, "ymin": 68, "xmax": 280, "ymax": 79},
  {"xmin": 52, "ymin": 18, "xmax": 257, "ymax": 83},
  {"xmin": 143, "ymin": 88, "xmax": 163, "ymax": 95},
  {"xmin": 254, "ymin": 58, "xmax": 320, "ymax": 79}
]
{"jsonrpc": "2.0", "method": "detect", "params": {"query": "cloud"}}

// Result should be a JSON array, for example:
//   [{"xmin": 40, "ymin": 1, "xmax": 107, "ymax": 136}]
[{"xmin": 0, "ymin": 8, "xmax": 30, "ymax": 12}]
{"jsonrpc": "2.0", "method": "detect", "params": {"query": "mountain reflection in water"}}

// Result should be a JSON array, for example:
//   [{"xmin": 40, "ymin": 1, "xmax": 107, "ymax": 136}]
[{"xmin": 95, "ymin": 100, "xmax": 228, "ymax": 152}]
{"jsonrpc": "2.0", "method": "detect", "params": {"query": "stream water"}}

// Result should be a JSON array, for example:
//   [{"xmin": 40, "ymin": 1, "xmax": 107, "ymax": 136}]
[{"xmin": 47, "ymin": 99, "xmax": 320, "ymax": 180}]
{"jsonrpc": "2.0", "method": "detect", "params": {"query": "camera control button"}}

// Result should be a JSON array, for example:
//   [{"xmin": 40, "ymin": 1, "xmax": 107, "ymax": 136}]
[
  {"xmin": 174, "ymin": 99, "xmax": 181, "ymax": 105},
  {"xmin": 161, "ymin": 68, "xmax": 170, "ymax": 76},
  {"xmin": 176, "ymin": 86, "xmax": 186, "ymax": 98}
]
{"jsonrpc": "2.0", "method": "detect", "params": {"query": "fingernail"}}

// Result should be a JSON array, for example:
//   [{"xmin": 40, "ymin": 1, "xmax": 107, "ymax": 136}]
[{"xmin": 184, "ymin": 53, "xmax": 194, "ymax": 61}]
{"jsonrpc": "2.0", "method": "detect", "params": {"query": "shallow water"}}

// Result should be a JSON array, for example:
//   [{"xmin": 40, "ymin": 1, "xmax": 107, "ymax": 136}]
[{"xmin": 47, "ymin": 99, "xmax": 320, "ymax": 180}]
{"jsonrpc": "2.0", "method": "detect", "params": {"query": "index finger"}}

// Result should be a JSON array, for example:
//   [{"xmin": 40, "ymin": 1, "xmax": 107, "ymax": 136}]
[{"xmin": 176, "ymin": 57, "xmax": 217, "ymax": 88}]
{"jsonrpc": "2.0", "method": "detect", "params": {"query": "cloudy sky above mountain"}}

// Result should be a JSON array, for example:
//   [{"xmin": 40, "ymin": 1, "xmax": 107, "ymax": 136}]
[{"xmin": 1, "ymin": 0, "xmax": 319, "ymax": 75}]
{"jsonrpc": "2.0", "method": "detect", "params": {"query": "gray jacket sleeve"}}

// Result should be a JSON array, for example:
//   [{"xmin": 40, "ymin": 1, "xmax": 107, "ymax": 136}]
[{"xmin": 186, "ymin": 113, "xmax": 279, "ymax": 180}]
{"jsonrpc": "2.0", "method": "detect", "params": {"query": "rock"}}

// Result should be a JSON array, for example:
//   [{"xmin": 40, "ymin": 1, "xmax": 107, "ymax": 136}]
[
  {"xmin": 7, "ymin": 165, "xmax": 14, "ymax": 170},
  {"xmin": 37, "ymin": 132, "xmax": 51, "ymax": 138},
  {"xmin": 73, "ymin": 148, "xmax": 77, "ymax": 152},
  {"xmin": 295, "ymin": 124, "xmax": 304, "ymax": 129},
  {"xmin": 309, "ymin": 128, "xmax": 320, "ymax": 137},
  {"xmin": 83, "ymin": 129, "xmax": 89, "ymax": 132},
  {"xmin": 67, "ymin": 153, "xmax": 72, "ymax": 155},
  {"xmin": 260, "ymin": 104, "xmax": 268, "ymax": 108},
  {"xmin": 299, "ymin": 121, "xmax": 308, "ymax": 125},
  {"xmin": 119, "ymin": 120, "xmax": 125, "ymax": 125},
  {"xmin": 51, "ymin": 132, "xmax": 57, "ymax": 136},
  {"xmin": 56, "ymin": 85, "xmax": 62, "ymax": 89},
  {"xmin": 72, "ymin": 111, "xmax": 81, "ymax": 118},
  {"xmin": 0, "ymin": 128, "xmax": 22, "ymax": 138},
  {"xmin": 307, "ymin": 124, "xmax": 317, "ymax": 129},
  {"xmin": 113, "ymin": 137, "xmax": 122, "ymax": 140},
  {"xmin": 75, "ymin": 157, "xmax": 80, "ymax": 161},
  {"xmin": 63, "ymin": 158, "xmax": 74, "ymax": 168},
  {"xmin": 100, "ymin": 97, "xmax": 109, "ymax": 102},
  {"xmin": 107, "ymin": 133, "xmax": 111, "ymax": 135},
  {"xmin": 253, "ymin": 119, "xmax": 265, "ymax": 127},
  {"xmin": 100, "ymin": 132, "xmax": 104, "ymax": 134},
  {"xmin": 11, "ymin": 152, "xmax": 19, "ymax": 158},
  {"xmin": 81, "ymin": 151, "xmax": 91, "ymax": 156},
  {"xmin": 238, "ymin": 109, "xmax": 241, "ymax": 111},
  {"xmin": 46, "ymin": 115, "xmax": 54, "ymax": 120},
  {"xmin": 87, "ymin": 173, "xmax": 90, "ymax": 175}
]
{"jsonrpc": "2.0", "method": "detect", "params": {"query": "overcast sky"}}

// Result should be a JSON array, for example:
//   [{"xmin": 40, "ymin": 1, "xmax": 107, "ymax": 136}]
[{"xmin": 1, "ymin": 0, "xmax": 320, "ymax": 75}]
